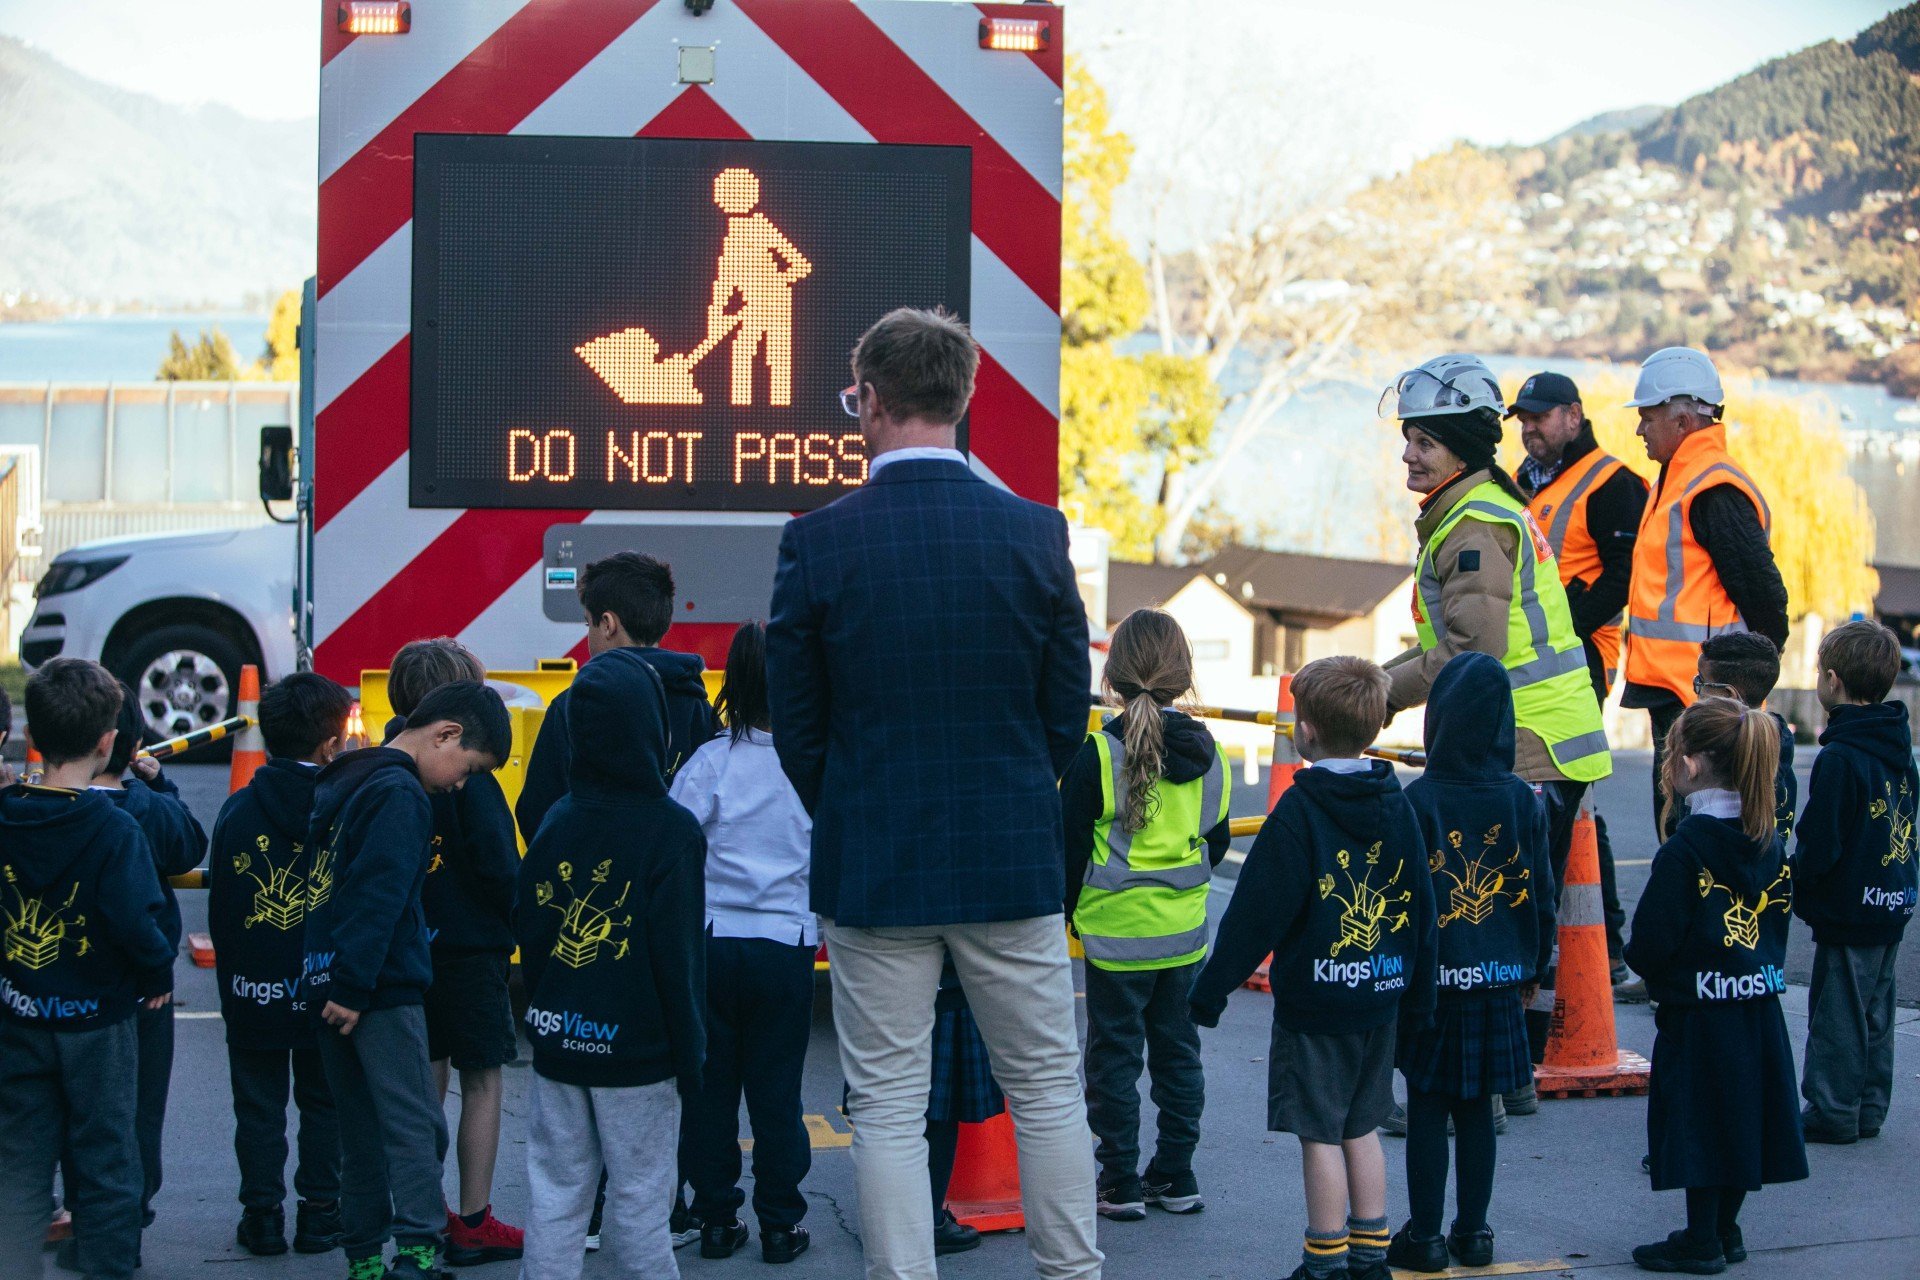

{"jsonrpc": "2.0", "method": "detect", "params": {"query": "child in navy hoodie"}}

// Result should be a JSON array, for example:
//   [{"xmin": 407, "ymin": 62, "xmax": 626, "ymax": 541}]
[
  {"xmin": 209, "ymin": 672, "xmax": 353, "ymax": 1256},
  {"xmin": 1695, "ymin": 632, "xmax": 1796, "ymax": 839},
  {"xmin": 305, "ymin": 681, "xmax": 512, "ymax": 1280},
  {"xmin": 1792, "ymin": 619, "xmax": 1918, "ymax": 1144},
  {"xmin": 1192, "ymin": 656, "xmax": 1436, "ymax": 1280},
  {"xmin": 1625, "ymin": 697, "xmax": 1806, "ymax": 1274},
  {"xmin": 1386, "ymin": 654, "xmax": 1555, "ymax": 1274},
  {"xmin": 0, "ymin": 659, "xmax": 174, "ymax": 1280},
  {"xmin": 384, "ymin": 639, "xmax": 524, "ymax": 1263},
  {"xmin": 514, "ymin": 647, "xmax": 706, "ymax": 1280},
  {"xmin": 90, "ymin": 685, "xmax": 209, "ymax": 1230}
]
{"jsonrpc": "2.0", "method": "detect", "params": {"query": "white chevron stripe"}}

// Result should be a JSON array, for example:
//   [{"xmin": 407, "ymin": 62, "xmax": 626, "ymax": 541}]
[
  {"xmin": 512, "ymin": 1, "xmax": 687, "ymax": 135},
  {"xmin": 312, "ymin": 456, "xmax": 461, "ymax": 646},
  {"xmin": 861, "ymin": 1, "xmax": 1063, "ymax": 199},
  {"xmin": 315, "ymin": 222, "xmax": 411, "ymax": 414},
  {"xmin": 697, "ymin": 4, "xmax": 872, "ymax": 142},
  {"xmin": 320, "ymin": 0, "xmax": 530, "ymax": 182},
  {"xmin": 970, "ymin": 235, "xmax": 1060, "ymax": 416}
]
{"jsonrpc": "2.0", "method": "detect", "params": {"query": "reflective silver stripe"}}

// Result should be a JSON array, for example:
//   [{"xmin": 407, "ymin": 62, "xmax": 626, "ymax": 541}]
[
  {"xmin": 1559, "ymin": 882, "xmax": 1605, "ymax": 928},
  {"xmin": 1085, "ymin": 859, "xmax": 1212, "ymax": 893},
  {"xmin": 1508, "ymin": 644, "xmax": 1588, "ymax": 689},
  {"xmin": 1085, "ymin": 735, "xmax": 1214, "ymax": 893},
  {"xmin": 1543, "ymin": 455, "xmax": 1618, "ymax": 554},
  {"xmin": 1080, "ymin": 922, "xmax": 1210, "ymax": 963},
  {"xmin": 1200, "ymin": 750, "xmax": 1227, "ymax": 831},
  {"xmin": 1549, "ymin": 727, "xmax": 1612, "ymax": 764},
  {"xmin": 1629, "ymin": 617, "xmax": 1750, "ymax": 643},
  {"xmin": 1657, "ymin": 463, "xmax": 1760, "ymax": 626},
  {"xmin": 1434, "ymin": 498, "xmax": 1572, "ymax": 687}
]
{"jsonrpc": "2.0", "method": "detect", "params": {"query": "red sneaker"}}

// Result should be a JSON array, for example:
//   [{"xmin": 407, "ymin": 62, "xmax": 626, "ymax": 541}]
[{"xmin": 444, "ymin": 1207, "xmax": 525, "ymax": 1266}]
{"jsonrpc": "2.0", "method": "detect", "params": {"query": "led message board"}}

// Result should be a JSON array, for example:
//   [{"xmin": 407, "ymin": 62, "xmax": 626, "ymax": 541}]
[{"xmin": 409, "ymin": 135, "xmax": 973, "ymax": 510}]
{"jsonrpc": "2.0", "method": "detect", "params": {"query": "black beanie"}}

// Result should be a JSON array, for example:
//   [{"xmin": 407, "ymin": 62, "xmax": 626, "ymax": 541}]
[{"xmin": 1404, "ymin": 408, "xmax": 1502, "ymax": 472}]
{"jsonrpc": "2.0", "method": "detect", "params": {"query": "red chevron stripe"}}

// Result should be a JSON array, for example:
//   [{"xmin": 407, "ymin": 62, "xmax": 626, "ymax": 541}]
[
  {"xmin": 314, "ymin": 337, "xmax": 410, "ymax": 530},
  {"xmin": 318, "ymin": 0, "xmax": 660, "ymax": 296},
  {"xmin": 971, "ymin": 351, "xmax": 1058, "ymax": 504},
  {"xmin": 637, "ymin": 85, "xmax": 751, "ymax": 140},
  {"xmin": 976, "ymin": 3, "xmax": 1063, "ymax": 88},
  {"xmin": 735, "ymin": 0, "xmax": 1061, "ymax": 313}
]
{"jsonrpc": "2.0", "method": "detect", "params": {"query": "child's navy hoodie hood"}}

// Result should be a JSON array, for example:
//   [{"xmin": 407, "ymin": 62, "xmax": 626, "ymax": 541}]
[
  {"xmin": 382, "ymin": 715, "xmax": 519, "ymax": 954},
  {"xmin": 104, "ymin": 774, "xmax": 207, "ymax": 951},
  {"xmin": 569, "ymin": 647, "xmax": 671, "ymax": 801},
  {"xmin": 1406, "ymin": 653, "xmax": 1557, "ymax": 998},
  {"xmin": 209, "ymin": 758, "xmax": 322, "ymax": 1047},
  {"xmin": 1792, "ymin": 700, "xmax": 1918, "ymax": 946},
  {"xmin": 0, "ymin": 785, "xmax": 174, "ymax": 1029},
  {"xmin": 1101, "ymin": 708, "xmax": 1218, "ymax": 785}
]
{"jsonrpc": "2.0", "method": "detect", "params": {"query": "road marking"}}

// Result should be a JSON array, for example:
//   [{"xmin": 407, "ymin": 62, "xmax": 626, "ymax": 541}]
[
  {"xmin": 1616, "ymin": 859, "xmax": 1652, "ymax": 867},
  {"xmin": 742, "ymin": 1113, "xmax": 852, "ymax": 1152},
  {"xmin": 175, "ymin": 1011, "xmax": 222, "ymax": 1020}
]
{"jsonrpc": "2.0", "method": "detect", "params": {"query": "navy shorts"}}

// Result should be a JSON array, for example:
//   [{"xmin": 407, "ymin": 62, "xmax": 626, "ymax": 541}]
[
  {"xmin": 424, "ymin": 950, "xmax": 517, "ymax": 1071},
  {"xmin": 1266, "ymin": 1022, "xmax": 1396, "ymax": 1144}
]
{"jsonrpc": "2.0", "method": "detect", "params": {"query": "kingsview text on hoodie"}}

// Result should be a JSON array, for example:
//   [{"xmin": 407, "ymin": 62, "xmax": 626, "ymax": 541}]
[
  {"xmin": 1792, "ymin": 700, "xmax": 1919, "ymax": 947},
  {"xmin": 301, "ymin": 747, "xmax": 435, "ymax": 1014},
  {"xmin": 1191, "ymin": 759, "xmax": 1436, "ymax": 1034},
  {"xmin": 514, "ymin": 648, "xmax": 707, "ymax": 1093},
  {"xmin": 1403, "ymin": 654, "xmax": 1557, "ymax": 999},
  {"xmin": 209, "ymin": 759, "xmax": 324, "ymax": 1048},
  {"xmin": 0, "ymin": 785, "xmax": 175, "ymax": 1030}
]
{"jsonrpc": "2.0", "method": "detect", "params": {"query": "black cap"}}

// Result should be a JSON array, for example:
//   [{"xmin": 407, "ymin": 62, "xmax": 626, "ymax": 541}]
[{"xmin": 1505, "ymin": 371, "xmax": 1580, "ymax": 418}]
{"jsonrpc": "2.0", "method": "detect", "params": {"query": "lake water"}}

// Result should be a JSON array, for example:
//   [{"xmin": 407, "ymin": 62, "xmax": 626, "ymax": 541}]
[{"xmin": 0, "ymin": 314, "xmax": 270, "ymax": 381}]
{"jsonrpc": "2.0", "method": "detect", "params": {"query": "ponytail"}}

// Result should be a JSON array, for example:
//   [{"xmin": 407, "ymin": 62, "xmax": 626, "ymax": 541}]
[
  {"xmin": 1663, "ymin": 696, "xmax": 1780, "ymax": 847},
  {"xmin": 1103, "ymin": 609, "xmax": 1196, "ymax": 833},
  {"xmin": 1730, "ymin": 706, "xmax": 1780, "ymax": 846}
]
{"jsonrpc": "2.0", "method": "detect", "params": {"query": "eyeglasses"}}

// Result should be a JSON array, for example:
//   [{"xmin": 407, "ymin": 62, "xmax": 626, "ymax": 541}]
[
  {"xmin": 1692, "ymin": 675, "xmax": 1738, "ymax": 699},
  {"xmin": 840, "ymin": 385, "xmax": 860, "ymax": 417}
]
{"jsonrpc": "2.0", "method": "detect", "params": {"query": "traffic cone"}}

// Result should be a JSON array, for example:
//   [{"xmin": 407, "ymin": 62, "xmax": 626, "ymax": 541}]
[
  {"xmin": 228, "ymin": 665, "xmax": 265, "ymax": 793},
  {"xmin": 23, "ymin": 744, "xmax": 42, "ymax": 785},
  {"xmin": 945, "ymin": 1111, "xmax": 1024, "ymax": 1233},
  {"xmin": 1245, "ymin": 674, "xmax": 1298, "ymax": 992},
  {"xmin": 1534, "ymin": 802, "xmax": 1650, "ymax": 1099}
]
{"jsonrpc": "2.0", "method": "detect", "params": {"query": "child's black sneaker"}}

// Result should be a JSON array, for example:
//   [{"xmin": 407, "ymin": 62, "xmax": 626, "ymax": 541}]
[
  {"xmin": 1718, "ymin": 1226, "xmax": 1746, "ymax": 1265},
  {"xmin": 701, "ymin": 1218, "xmax": 751, "ymax": 1259},
  {"xmin": 1141, "ymin": 1163, "xmax": 1203, "ymax": 1214},
  {"xmin": 237, "ymin": 1206, "xmax": 288, "ymax": 1257},
  {"xmin": 762, "ymin": 1226, "xmax": 810, "ymax": 1264},
  {"xmin": 934, "ymin": 1210, "xmax": 980, "ymax": 1256},
  {"xmin": 669, "ymin": 1202, "xmax": 703, "ymax": 1249},
  {"xmin": 1448, "ymin": 1222, "xmax": 1495, "ymax": 1268},
  {"xmin": 1632, "ymin": 1229, "xmax": 1727, "ymax": 1274},
  {"xmin": 1095, "ymin": 1174, "xmax": 1146, "ymax": 1221},
  {"xmin": 295, "ymin": 1200, "xmax": 344, "ymax": 1254},
  {"xmin": 1385, "ymin": 1222, "xmax": 1447, "ymax": 1272},
  {"xmin": 1347, "ymin": 1261, "xmax": 1392, "ymax": 1280}
]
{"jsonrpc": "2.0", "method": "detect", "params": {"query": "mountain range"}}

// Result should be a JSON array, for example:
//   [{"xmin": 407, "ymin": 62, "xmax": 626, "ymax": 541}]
[{"xmin": 0, "ymin": 36, "xmax": 314, "ymax": 309}]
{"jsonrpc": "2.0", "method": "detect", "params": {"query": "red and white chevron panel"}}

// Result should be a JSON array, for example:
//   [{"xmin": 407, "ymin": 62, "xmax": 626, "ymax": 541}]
[{"xmin": 312, "ymin": 0, "xmax": 1063, "ymax": 683}]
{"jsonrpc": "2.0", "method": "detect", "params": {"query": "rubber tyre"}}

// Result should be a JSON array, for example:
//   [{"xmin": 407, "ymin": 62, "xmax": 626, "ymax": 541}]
[{"xmin": 109, "ymin": 623, "xmax": 248, "ymax": 763}]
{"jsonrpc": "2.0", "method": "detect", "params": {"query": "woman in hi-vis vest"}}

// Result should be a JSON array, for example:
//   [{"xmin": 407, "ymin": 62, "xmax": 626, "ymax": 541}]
[{"xmin": 1379, "ymin": 355, "xmax": 1614, "ymax": 1098}]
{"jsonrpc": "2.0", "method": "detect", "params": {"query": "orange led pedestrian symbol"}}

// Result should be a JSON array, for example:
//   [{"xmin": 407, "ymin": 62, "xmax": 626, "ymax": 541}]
[{"xmin": 578, "ymin": 167, "xmax": 812, "ymax": 407}]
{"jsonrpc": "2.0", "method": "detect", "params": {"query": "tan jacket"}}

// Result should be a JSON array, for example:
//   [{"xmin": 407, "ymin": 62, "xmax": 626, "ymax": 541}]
[{"xmin": 1383, "ymin": 469, "xmax": 1567, "ymax": 784}]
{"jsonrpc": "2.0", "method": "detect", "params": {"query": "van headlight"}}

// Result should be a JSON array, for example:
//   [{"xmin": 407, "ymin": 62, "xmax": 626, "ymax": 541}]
[{"xmin": 36, "ymin": 555, "xmax": 129, "ymax": 598}]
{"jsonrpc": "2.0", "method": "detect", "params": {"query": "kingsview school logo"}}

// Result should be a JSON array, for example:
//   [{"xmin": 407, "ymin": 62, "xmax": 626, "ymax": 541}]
[
  {"xmin": 1699, "ymin": 865, "xmax": 1791, "ymax": 950},
  {"xmin": 1314, "ymin": 842, "xmax": 1412, "ymax": 992},
  {"xmin": 1434, "ymin": 825, "xmax": 1530, "ymax": 928},
  {"xmin": 2, "ymin": 866, "xmax": 86, "ymax": 973},
  {"xmin": 526, "ymin": 1004, "xmax": 621, "ymax": 1055},
  {"xmin": 534, "ymin": 860, "xmax": 633, "ymax": 969},
  {"xmin": 1870, "ymin": 778, "xmax": 1915, "ymax": 867}
]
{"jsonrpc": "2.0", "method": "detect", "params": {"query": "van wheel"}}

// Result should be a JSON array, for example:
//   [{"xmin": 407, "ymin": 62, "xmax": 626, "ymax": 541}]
[{"xmin": 111, "ymin": 625, "xmax": 247, "ymax": 758}]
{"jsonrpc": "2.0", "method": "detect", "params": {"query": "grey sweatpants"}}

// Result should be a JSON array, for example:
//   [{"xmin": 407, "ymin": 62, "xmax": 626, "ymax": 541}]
[
  {"xmin": 316, "ymin": 1004, "xmax": 449, "ymax": 1261},
  {"xmin": 522, "ymin": 1074, "xmax": 682, "ymax": 1280},
  {"xmin": 1802, "ymin": 940, "xmax": 1902, "ymax": 1136},
  {"xmin": 0, "ymin": 1019, "xmax": 144, "ymax": 1280}
]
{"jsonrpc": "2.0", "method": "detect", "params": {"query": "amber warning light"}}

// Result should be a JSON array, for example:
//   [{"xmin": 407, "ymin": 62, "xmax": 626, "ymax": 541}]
[
  {"xmin": 338, "ymin": 1, "xmax": 410, "ymax": 35},
  {"xmin": 979, "ymin": 16, "xmax": 1049, "ymax": 52}
]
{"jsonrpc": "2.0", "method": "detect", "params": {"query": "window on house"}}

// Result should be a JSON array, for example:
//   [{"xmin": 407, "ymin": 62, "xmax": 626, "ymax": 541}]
[{"xmin": 1194, "ymin": 639, "xmax": 1230, "ymax": 662}]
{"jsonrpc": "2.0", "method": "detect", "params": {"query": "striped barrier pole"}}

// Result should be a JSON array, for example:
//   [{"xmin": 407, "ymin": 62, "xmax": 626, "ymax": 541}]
[{"xmin": 139, "ymin": 715, "xmax": 253, "ymax": 762}]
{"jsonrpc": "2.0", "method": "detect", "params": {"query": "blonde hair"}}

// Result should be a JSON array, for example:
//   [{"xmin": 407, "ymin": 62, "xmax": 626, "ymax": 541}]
[
  {"xmin": 1661, "ymin": 696, "xmax": 1780, "ymax": 845},
  {"xmin": 389, "ymin": 637, "xmax": 485, "ymax": 717},
  {"xmin": 1102, "ymin": 610, "xmax": 1195, "ymax": 833},
  {"xmin": 1292, "ymin": 656, "xmax": 1390, "ymax": 758}
]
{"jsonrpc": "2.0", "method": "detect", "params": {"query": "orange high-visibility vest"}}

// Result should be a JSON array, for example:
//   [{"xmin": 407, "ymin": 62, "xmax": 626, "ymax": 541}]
[
  {"xmin": 1624, "ymin": 425, "xmax": 1772, "ymax": 704},
  {"xmin": 1528, "ymin": 449, "xmax": 1630, "ymax": 690}
]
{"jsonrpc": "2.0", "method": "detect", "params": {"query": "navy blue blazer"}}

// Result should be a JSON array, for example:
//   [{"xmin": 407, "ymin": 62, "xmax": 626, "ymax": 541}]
[{"xmin": 767, "ymin": 457, "xmax": 1092, "ymax": 928}]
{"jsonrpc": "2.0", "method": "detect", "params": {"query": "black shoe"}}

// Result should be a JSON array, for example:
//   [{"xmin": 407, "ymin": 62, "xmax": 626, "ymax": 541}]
[
  {"xmin": 1801, "ymin": 1123, "xmax": 1859, "ymax": 1145},
  {"xmin": 1632, "ymin": 1229, "xmax": 1727, "ymax": 1274},
  {"xmin": 1141, "ymin": 1163, "xmax": 1204, "ymax": 1214},
  {"xmin": 1860, "ymin": 1125, "xmax": 1882, "ymax": 1139},
  {"xmin": 1448, "ymin": 1222, "xmax": 1495, "ymax": 1268},
  {"xmin": 1347, "ymin": 1262, "xmax": 1392, "ymax": 1280},
  {"xmin": 386, "ymin": 1243, "xmax": 454, "ymax": 1280},
  {"xmin": 669, "ymin": 1203, "xmax": 702, "ymax": 1250},
  {"xmin": 934, "ymin": 1210, "xmax": 981, "ymax": 1256},
  {"xmin": 1385, "ymin": 1222, "xmax": 1448, "ymax": 1272},
  {"xmin": 762, "ymin": 1226, "xmax": 810, "ymax": 1264},
  {"xmin": 1095, "ymin": 1174, "xmax": 1146, "ymax": 1221},
  {"xmin": 1719, "ymin": 1226, "xmax": 1746, "ymax": 1265},
  {"xmin": 1642, "ymin": 1152, "xmax": 1652, "ymax": 1176},
  {"xmin": 700, "ymin": 1218, "xmax": 751, "ymax": 1259},
  {"xmin": 237, "ymin": 1206, "xmax": 288, "ymax": 1257},
  {"xmin": 294, "ymin": 1199, "xmax": 343, "ymax": 1254}
]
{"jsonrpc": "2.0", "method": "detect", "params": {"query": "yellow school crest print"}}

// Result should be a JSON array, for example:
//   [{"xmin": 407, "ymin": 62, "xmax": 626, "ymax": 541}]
[
  {"xmin": 1435, "ymin": 826, "xmax": 1530, "ymax": 928},
  {"xmin": 2, "ymin": 866, "xmax": 87, "ymax": 971},
  {"xmin": 1698, "ymin": 865, "xmax": 1791, "ymax": 951},
  {"xmin": 1868, "ymin": 779, "xmax": 1914, "ymax": 867},
  {"xmin": 1319, "ymin": 842, "xmax": 1412, "ymax": 956},
  {"xmin": 237, "ymin": 833, "xmax": 307, "ymax": 932},
  {"xmin": 427, "ymin": 835, "xmax": 445, "ymax": 876},
  {"xmin": 306, "ymin": 839, "xmax": 336, "ymax": 912},
  {"xmin": 536, "ymin": 859, "xmax": 633, "ymax": 969}
]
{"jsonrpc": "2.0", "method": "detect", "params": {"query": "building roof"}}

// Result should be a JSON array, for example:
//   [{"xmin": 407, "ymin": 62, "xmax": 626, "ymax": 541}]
[
  {"xmin": 1107, "ymin": 547, "xmax": 1412, "ymax": 629},
  {"xmin": 1874, "ymin": 562, "xmax": 1920, "ymax": 618}
]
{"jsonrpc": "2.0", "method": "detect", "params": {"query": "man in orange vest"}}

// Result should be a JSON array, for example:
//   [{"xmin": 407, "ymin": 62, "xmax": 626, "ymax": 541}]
[
  {"xmin": 1512, "ymin": 371, "xmax": 1647, "ymax": 987},
  {"xmin": 1622, "ymin": 348, "xmax": 1789, "ymax": 837}
]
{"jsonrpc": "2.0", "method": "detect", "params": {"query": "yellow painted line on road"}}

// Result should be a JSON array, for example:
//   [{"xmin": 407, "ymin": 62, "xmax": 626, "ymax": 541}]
[{"xmin": 741, "ymin": 1113, "xmax": 853, "ymax": 1153}]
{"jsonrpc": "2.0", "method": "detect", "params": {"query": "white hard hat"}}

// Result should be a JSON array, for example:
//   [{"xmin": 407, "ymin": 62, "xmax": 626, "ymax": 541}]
[
  {"xmin": 1625, "ymin": 347, "xmax": 1724, "ymax": 410},
  {"xmin": 1378, "ymin": 354, "xmax": 1505, "ymax": 422}
]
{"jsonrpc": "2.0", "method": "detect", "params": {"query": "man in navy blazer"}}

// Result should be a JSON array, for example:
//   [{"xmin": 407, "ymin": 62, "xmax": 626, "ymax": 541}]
[{"xmin": 768, "ymin": 308, "xmax": 1100, "ymax": 1279}]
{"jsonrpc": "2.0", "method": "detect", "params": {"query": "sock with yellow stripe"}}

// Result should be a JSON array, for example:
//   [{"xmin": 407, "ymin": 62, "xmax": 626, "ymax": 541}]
[
  {"xmin": 1302, "ymin": 1228, "xmax": 1349, "ymax": 1279},
  {"xmin": 1348, "ymin": 1215, "xmax": 1391, "ymax": 1268}
]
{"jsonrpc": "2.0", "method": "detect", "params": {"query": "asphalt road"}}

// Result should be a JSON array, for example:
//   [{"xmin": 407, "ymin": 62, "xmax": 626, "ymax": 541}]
[{"xmin": 33, "ymin": 756, "xmax": 1916, "ymax": 1280}]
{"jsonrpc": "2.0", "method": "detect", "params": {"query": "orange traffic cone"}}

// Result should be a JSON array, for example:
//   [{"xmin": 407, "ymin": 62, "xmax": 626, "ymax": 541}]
[
  {"xmin": 1245, "ymin": 674, "xmax": 1298, "ymax": 992},
  {"xmin": 1534, "ymin": 803, "xmax": 1650, "ymax": 1099},
  {"xmin": 23, "ymin": 744, "xmax": 42, "ymax": 785},
  {"xmin": 228, "ymin": 665, "xmax": 265, "ymax": 793},
  {"xmin": 945, "ymin": 1111, "xmax": 1024, "ymax": 1233}
]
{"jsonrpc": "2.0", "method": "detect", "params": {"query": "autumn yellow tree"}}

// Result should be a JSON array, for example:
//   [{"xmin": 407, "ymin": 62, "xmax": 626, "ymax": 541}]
[
  {"xmin": 1059, "ymin": 59, "xmax": 1217, "ymax": 560},
  {"xmin": 250, "ymin": 288, "xmax": 301, "ymax": 381}
]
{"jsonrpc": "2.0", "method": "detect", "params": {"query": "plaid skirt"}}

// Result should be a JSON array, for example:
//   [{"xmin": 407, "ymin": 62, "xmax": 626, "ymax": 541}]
[
  {"xmin": 928, "ymin": 1004, "xmax": 1005, "ymax": 1124},
  {"xmin": 1396, "ymin": 992, "xmax": 1530, "ymax": 1099}
]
